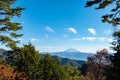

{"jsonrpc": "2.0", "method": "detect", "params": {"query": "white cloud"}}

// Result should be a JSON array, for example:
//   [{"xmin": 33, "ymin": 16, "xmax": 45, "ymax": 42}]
[
  {"xmin": 70, "ymin": 37, "xmax": 112, "ymax": 42},
  {"xmin": 70, "ymin": 38, "xmax": 82, "ymax": 41},
  {"xmin": 30, "ymin": 38, "xmax": 44, "ymax": 42},
  {"xmin": 70, "ymin": 37, "xmax": 96, "ymax": 41},
  {"xmin": 45, "ymin": 26, "xmax": 54, "ymax": 32},
  {"xmin": 30, "ymin": 38, "xmax": 37, "ymax": 42},
  {"xmin": 98, "ymin": 37, "xmax": 106, "ymax": 41},
  {"xmin": 69, "ymin": 37, "xmax": 113, "ymax": 43},
  {"xmin": 54, "ymin": 38, "xmax": 59, "ymax": 41},
  {"xmin": 66, "ymin": 27, "xmax": 77, "ymax": 34},
  {"xmin": 88, "ymin": 28, "xmax": 96, "ymax": 35},
  {"xmin": 107, "ymin": 38, "xmax": 113, "ymax": 42},
  {"xmin": 63, "ymin": 34, "xmax": 68, "ymax": 37},
  {"xmin": 82, "ymin": 37, "xmax": 96, "ymax": 41}
]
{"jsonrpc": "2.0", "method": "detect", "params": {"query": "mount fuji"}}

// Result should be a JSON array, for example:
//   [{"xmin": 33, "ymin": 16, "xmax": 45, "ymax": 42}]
[
  {"xmin": 42, "ymin": 48, "xmax": 94, "ymax": 60},
  {"xmin": 64, "ymin": 48, "xmax": 80, "ymax": 52}
]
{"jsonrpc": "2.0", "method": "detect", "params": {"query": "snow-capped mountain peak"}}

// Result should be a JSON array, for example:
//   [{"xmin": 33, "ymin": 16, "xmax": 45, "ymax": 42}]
[{"xmin": 64, "ymin": 48, "xmax": 80, "ymax": 52}]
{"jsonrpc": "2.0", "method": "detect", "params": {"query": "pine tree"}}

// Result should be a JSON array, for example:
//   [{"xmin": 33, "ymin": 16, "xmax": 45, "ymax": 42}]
[
  {"xmin": 41, "ymin": 54, "xmax": 67, "ymax": 80},
  {"xmin": 16, "ymin": 43, "xmax": 41, "ymax": 80},
  {"xmin": 0, "ymin": 0, "xmax": 24, "ymax": 49},
  {"xmin": 7, "ymin": 43, "xmax": 41, "ymax": 80}
]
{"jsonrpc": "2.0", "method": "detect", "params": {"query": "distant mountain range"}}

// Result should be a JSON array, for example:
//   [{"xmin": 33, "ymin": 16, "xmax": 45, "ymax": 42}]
[
  {"xmin": 42, "ymin": 48, "xmax": 94, "ymax": 60},
  {"xmin": 0, "ymin": 48, "xmax": 91, "ymax": 68}
]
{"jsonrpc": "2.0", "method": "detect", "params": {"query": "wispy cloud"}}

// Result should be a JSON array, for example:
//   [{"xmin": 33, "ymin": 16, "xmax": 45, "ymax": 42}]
[
  {"xmin": 45, "ymin": 26, "xmax": 54, "ymax": 32},
  {"xmin": 107, "ymin": 38, "xmax": 113, "ymax": 42},
  {"xmin": 30, "ymin": 38, "xmax": 38, "ymax": 42},
  {"xmin": 53, "ymin": 38, "xmax": 59, "ymax": 41},
  {"xmin": 70, "ymin": 37, "xmax": 96, "ymax": 41},
  {"xmin": 70, "ymin": 37, "xmax": 113, "ymax": 42},
  {"xmin": 82, "ymin": 37, "xmax": 96, "ymax": 41},
  {"xmin": 30, "ymin": 38, "xmax": 44, "ymax": 42},
  {"xmin": 98, "ymin": 37, "xmax": 106, "ymax": 41},
  {"xmin": 63, "ymin": 34, "xmax": 68, "ymax": 37},
  {"xmin": 66, "ymin": 27, "xmax": 77, "ymax": 34},
  {"xmin": 70, "ymin": 38, "xmax": 82, "ymax": 41},
  {"xmin": 88, "ymin": 28, "xmax": 96, "ymax": 35}
]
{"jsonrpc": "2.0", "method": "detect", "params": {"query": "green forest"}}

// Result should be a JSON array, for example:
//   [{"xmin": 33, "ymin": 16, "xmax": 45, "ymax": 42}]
[{"xmin": 0, "ymin": 0, "xmax": 120, "ymax": 80}]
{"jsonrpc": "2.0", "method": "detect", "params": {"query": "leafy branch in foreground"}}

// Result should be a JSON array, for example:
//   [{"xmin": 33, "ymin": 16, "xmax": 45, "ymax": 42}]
[
  {"xmin": 86, "ymin": 0, "xmax": 120, "ymax": 26},
  {"xmin": 0, "ymin": 0, "xmax": 24, "ymax": 49}
]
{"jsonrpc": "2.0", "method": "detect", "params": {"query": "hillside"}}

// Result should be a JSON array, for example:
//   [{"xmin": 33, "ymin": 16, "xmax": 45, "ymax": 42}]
[
  {"xmin": 52, "ymin": 56, "xmax": 86, "ymax": 68},
  {"xmin": 0, "ymin": 48, "xmax": 86, "ymax": 68}
]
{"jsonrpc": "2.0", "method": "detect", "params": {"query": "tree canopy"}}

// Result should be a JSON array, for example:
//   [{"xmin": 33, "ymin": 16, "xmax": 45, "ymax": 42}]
[{"xmin": 0, "ymin": 0, "xmax": 24, "ymax": 49}]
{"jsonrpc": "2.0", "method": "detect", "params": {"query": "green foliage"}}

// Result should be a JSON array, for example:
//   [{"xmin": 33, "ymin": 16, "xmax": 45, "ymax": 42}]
[
  {"xmin": 17, "ymin": 44, "xmax": 40, "ymax": 80},
  {"xmin": 7, "ymin": 43, "xmax": 41, "ymax": 80},
  {"xmin": 7, "ymin": 44, "xmax": 69, "ymax": 80},
  {"xmin": 64, "ymin": 64, "xmax": 83, "ymax": 80},
  {"xmin": 105, "ymin": 52, "xmax": 120, "ymax": 80},
  {"xmin": 0, "ymin": 0, "xmax": 24, "ymax": 49},
  {"xmin": 86, "ymin": 0, "xmax": 120, "ymax": 26},
  {"xmin": 40, "ymin": 54, "xmax": 68, "ymax": 80},
  {"xmin": 18, "ymin": 44, "xmax": 41, "ymax": 80},
  {"xmin": 52, "ymin": 56, "xmax": 86, "ymax": 68},
  {"xmin": 80, "ymin": 63, "xmax": 88, "ymax": 76},
  {"xmin": 0, "ymin": 58, "xmax": 5, "ymax": 64}
]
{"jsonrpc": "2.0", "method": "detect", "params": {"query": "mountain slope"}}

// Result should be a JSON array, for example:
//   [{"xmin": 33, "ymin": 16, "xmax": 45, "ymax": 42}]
[
  {"xmin": 43, "ymin": 48, "xmax": 94, "ymax": 60},
  {"xmin": 0, "ymin": 48, "xmax": 86, "ymax": 68},
  {"xmin": 51, "ymin": 56, "xmax": 86, "ymax": 68}
]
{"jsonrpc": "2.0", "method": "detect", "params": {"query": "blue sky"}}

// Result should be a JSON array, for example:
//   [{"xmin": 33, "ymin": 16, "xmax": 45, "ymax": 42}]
[{"xmin": 1, "ymin": 0, "xmax": 114, "ymax": 53}]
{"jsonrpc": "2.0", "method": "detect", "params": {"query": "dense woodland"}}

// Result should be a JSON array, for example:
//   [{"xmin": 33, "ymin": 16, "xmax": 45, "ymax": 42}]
[{"xmin": 0, "ymin": 0, "xmax": 120, "ymax": 80}]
